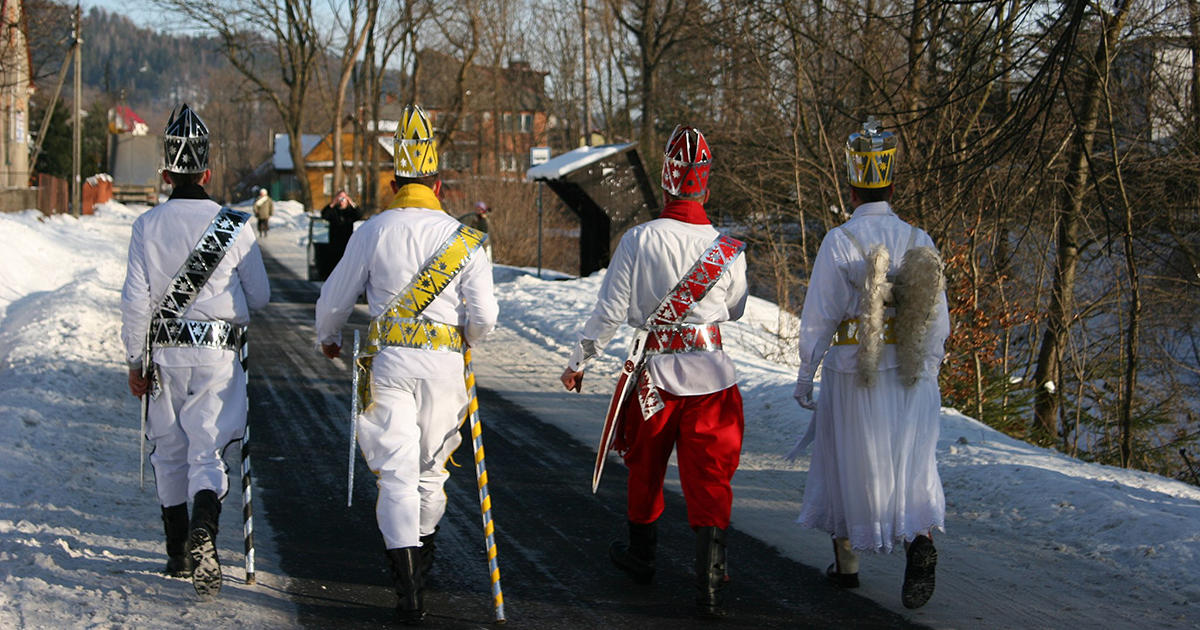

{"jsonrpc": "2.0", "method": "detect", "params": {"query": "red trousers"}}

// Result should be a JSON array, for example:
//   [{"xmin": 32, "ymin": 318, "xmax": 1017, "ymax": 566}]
[{"xmin": 620, "ymin": 384, "xmax": 744, "ymax": 529}]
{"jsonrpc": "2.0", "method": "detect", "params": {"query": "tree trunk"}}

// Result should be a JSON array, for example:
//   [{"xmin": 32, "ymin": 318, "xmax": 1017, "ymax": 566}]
[
  {"xmin": 640, "ymin": 56, "xmax": 656, "ymax": 172},
  {"xmin": 1031, "ymin": 0, "xmax": 1129, "ymax": 446},
  {"xmin": 1189, "ymin": 0, "xmax": 1200, "ymax": 139},
  {"xmin": 332, "ymin": 3, "xmax": 375, "ymax": 194}
]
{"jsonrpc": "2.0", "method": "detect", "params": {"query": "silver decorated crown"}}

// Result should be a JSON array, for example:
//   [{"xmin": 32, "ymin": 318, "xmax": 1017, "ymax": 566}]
[{"xmin": 163, "ymin": 104, "xmax": 210, "ymax": 174}]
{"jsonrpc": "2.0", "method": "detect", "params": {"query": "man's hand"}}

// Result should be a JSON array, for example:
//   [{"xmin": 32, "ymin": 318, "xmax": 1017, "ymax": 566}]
[
  {"xmin": 128, "ymin": 368, "xmax": 150, "ymax": 398},
  {"xmin": 561, "ymin": 368, "xmax": 584, "ymax": 392},
  {"xmin": 322, "ymin": 342, "xmax": 342, "ymax": 359},
  {"xmin": 794, "ymin": 380, "xmax": 817, "ymax": 411}
]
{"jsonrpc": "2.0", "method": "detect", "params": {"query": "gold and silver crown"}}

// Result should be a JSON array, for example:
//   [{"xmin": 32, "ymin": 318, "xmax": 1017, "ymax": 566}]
[
  {"xmin": 845, "ymin": 117, "xmax": 896, "ymax": 189},
  {"xmin": 393, "ymin": 105, "xmax": 438, "ymax": 178}
]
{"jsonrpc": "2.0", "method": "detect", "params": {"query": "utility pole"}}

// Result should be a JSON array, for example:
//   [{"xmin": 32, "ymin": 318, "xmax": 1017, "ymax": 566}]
[
  {"xmin": 71, "ymin": 3, "xmax": 82, "ymax": 217},
  {"xmin": 581, "ymin": 0, "xmax": 592, "ymax": 146}
]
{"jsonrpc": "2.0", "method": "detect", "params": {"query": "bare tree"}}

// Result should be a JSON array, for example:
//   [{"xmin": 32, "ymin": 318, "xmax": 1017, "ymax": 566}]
[
  {"xmin": 605, "ymin": 0, "xmax": 701, "ymax": 168},
  {"xmin": 328, "ymin": 0, "xmax": 376, "ymax": 194},
  {"xmin": 152, "ymin": 0, "xmax": 324, "ymax": 208},
  {"xmin": 1032, "ymin": 0, "xmax": 1131, "ymax": 447}
]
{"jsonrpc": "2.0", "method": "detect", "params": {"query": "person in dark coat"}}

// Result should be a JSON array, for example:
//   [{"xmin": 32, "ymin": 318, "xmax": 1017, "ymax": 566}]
[{"xmin": 319, "ymin": 191, "xmax": 364, "ymax": 271}]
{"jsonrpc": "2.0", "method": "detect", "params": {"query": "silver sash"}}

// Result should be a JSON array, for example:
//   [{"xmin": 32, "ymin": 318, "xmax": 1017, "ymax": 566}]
[{"xmin": 146, "ymin": 207, "xmax": 250, "ymax": 398}]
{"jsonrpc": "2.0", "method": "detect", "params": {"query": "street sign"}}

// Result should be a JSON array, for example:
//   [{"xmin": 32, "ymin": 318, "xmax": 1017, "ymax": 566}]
[{"xmin": 530, "ymin": 146, "xmax": 551, "ymax": 167}]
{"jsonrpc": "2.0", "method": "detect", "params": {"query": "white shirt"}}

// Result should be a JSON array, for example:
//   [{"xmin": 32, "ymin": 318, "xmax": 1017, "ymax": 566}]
[
  {"xmin": 120, "ymin": 195, "xmax": 271, "ymax": 368},
  {"xmin": 315, "ymin": 206, "xmax": 499, "ymax": 380},
  {"xmin": 796, "ymin": 201, "xmax": 950, "ymax": 382},
  {"xmin": 567, "ymin": 217, "xmax": 749, "ymax": 396}
]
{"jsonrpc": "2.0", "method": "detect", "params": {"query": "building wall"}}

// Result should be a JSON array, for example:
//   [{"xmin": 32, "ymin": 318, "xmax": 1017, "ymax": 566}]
[
  {"xmin": 1, "ymin": 0, "xmax": 33, "ymax": 188},
  {"xmin": 431, "ymin": 109, "xmax": 550, "ymax": 179}
]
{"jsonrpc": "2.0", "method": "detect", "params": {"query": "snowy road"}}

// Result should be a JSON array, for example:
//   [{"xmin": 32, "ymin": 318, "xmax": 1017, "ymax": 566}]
[
  {"xmin": 6, "ymin": 204, "xmax": 1200, "ymax": 629},
  {"xmin": 250, "ymin": 238, "xmax": 921, "ymax": 628}
]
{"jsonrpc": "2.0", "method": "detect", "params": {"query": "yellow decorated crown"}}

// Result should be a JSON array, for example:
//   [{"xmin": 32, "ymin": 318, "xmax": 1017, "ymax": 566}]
[
  {"xmin": 845, "ymin": 117, "xmax": 897, "ymax": 189},
  {"xmin": 394, "ymin": 105, "xmax": 438, "ymax": 178}
]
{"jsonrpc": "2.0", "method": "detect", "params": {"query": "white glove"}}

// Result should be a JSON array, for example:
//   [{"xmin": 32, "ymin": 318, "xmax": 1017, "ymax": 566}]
[{"xmin": 794, "ymin": 379, "xmax": 816, "ymax": 410}]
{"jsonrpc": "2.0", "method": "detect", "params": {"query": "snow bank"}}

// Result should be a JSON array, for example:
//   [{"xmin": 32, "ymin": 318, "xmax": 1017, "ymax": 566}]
[{"xmin": 0, "ymin": 203, "xmax": 294, "ymax": 628}]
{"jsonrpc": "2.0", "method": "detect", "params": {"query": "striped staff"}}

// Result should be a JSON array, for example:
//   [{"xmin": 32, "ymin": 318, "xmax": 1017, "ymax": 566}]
[
  {"xmin": 463, "ymin": 349, "xmax": 505, "ymax": 624},
  {"xmin": 240, "ymin": 338, "xmax": 256, "ymax": 585}
]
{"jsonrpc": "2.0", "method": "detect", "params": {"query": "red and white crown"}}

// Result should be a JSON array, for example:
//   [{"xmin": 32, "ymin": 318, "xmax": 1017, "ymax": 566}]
[{"xmin": 661, "ymin": 125, "xmax": 711, "ymax": 198}]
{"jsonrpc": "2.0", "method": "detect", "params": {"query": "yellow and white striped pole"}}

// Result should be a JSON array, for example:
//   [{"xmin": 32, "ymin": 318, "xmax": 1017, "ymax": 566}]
[{"xmin": 463, "ymin": 349, "xmax": 506, "ymax": 623}]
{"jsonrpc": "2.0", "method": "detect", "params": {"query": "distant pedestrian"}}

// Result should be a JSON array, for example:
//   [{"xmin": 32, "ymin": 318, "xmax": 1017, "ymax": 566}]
[
  {"xmin": 467, "ymin": 201, "xmax": 492, "ymax": 260},
  {"xmin": 253, "ymin": 188, "xmax": 274, "ymax": 237},
  {"xmin": 120, "ymin": 104, "xmax": 270, "ymax": 601},
  {"xmin": 789, "ymin": 117, "xmax": 950, "ymax": 609},
  {"xmin": 320, "ymin": 190, "xmax": 364, "ymax": 270}
]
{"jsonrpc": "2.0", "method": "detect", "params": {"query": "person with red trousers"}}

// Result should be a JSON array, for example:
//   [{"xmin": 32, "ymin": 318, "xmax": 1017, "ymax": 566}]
[{"xmin": 560, "ymin": 125, "xmax": 748, "ymax": 617}]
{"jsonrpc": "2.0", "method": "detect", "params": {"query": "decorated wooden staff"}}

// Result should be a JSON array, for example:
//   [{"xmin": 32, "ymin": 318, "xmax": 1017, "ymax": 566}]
[
  {"xmin": 240, "ymin": 337, "xmax": 256, "ymax": 585},
  {"xmin": 464, "ymin": 348, "xmax": 506, "ymax": 624}
]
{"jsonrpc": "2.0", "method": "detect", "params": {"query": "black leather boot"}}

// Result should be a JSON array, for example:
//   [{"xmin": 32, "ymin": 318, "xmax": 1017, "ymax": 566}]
[
  {"xmin": 901, "ymin": 535, "xmax": 937, "ymax": 609},
  {"xmin": 608, "ymin": 520, "xmax": 656, "ymax": 584},
  {"xmin": 388, "ymin": 547, "xmax": 425, "ymax": 623},
  {"xmin": 161, "ymin": 503, "xmax": 194, "ymax": 578},
  {"xmin": 188, "ymin": 490, "xmax": 222, "ymax": 601},
  {"xmin": 419, "ymin": 527, "xmax": 438, "ymax": 580},
  {"xmin": 695, "ymin": 526, "xmax": 728, "ymax": 618}
]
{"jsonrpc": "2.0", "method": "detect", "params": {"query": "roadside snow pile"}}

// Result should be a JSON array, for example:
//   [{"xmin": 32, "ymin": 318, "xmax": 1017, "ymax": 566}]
[{"xmin": 0, "ymin": 203, "xmax": 293, "ymax": 629}]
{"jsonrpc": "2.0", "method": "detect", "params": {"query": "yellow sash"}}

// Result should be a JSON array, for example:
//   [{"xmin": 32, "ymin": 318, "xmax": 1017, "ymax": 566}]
[{"xmin": 355, "ymin": 223, "xmax": 487, "ymax": 409}]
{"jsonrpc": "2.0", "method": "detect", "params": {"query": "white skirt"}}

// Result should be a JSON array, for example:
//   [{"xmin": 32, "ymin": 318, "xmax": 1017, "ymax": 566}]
[{"xmin": 797, "ymin": 367, "xmax": 945, "ymax": 552}]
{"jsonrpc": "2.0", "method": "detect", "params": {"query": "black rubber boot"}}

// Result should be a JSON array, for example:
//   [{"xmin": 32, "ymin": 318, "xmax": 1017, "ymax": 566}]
[
  {"xmin": 419, "ymin": 527, "xmax": 438, "ymax": 580},
  {"xmin": 901, "ymin": 535, "xmax": 937, "ymax": 609},
  {"xmin": 695, "ymin": 526, "xmax": 728, "ymax": 618},
  {"xmin": 161, "ymin": 503, "xmax": 194, "ymax": 578},
  {"xmin": 827, "ymin": 537, "xmax": 860, "ymax": 588},
  {"xmin": 388, "ymin": 547, "xmax": 426, "ymax": 623},
  {"xmin": 608, "ymin": 520, "xmax": 656, "ymax": 584},
  {"xmin": 187, "ymin": 490, "xmax": 222, "ymax": 601}
]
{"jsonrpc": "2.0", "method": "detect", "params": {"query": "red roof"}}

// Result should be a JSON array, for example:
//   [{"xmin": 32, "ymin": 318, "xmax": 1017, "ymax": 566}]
[{"xmin": 114, "ymin": 106, "xmax": 147, "ymax": 127}]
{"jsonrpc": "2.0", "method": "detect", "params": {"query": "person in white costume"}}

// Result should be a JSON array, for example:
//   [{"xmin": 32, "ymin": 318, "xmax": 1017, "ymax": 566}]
[
  {"xmin": 315, "ymin": 105, "xmax": 498, "ymax": 623},
  {"xmin": 791, "ymin": 118, "xmax": 950, "ymax": 609},
  {"xmin": 121, "ymin": 104, "xmax": 270, "ymax": 600}
]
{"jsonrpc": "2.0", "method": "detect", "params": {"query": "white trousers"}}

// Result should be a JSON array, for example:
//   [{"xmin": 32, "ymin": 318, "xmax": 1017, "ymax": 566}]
[
  {"xmin": 357, "ymin": 374, "xmax": 469, "ymax": 549},
  {"xmin": 147, "ymin": 359, "xmax": 247, "ymax": 507}
]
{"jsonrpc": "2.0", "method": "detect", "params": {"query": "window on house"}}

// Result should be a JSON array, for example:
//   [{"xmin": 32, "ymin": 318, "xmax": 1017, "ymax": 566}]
[
  {"xmin": 519, "ymin": 113, "xmax": 533, "ymax": 133},
  {"xmin": 323, "ymin": 174, "xmax": 333, "ymax": 197},
  {"xmin": 500, "ymin": 153, "xmax": 517, "ymax": 172},
  {"xmin": 502, "ymin": 112, "xmax": 514, "ymax": 133}
]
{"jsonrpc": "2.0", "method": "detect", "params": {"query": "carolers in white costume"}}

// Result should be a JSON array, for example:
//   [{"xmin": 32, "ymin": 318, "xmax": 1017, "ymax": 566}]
[
  {"xmin": 561, "ymin": 125, "xmax": 749, "ymax": 618},
  {"xmin": 791, "ymin": 117, "xmax": 950, "ymax": 609},
  {"xmin": 315, "ymin": 104, "xmax": 499, "ymax": 623},
  {"xmin": 120, "ymin": 104, "xmax": 270, "ymax": 601}
]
